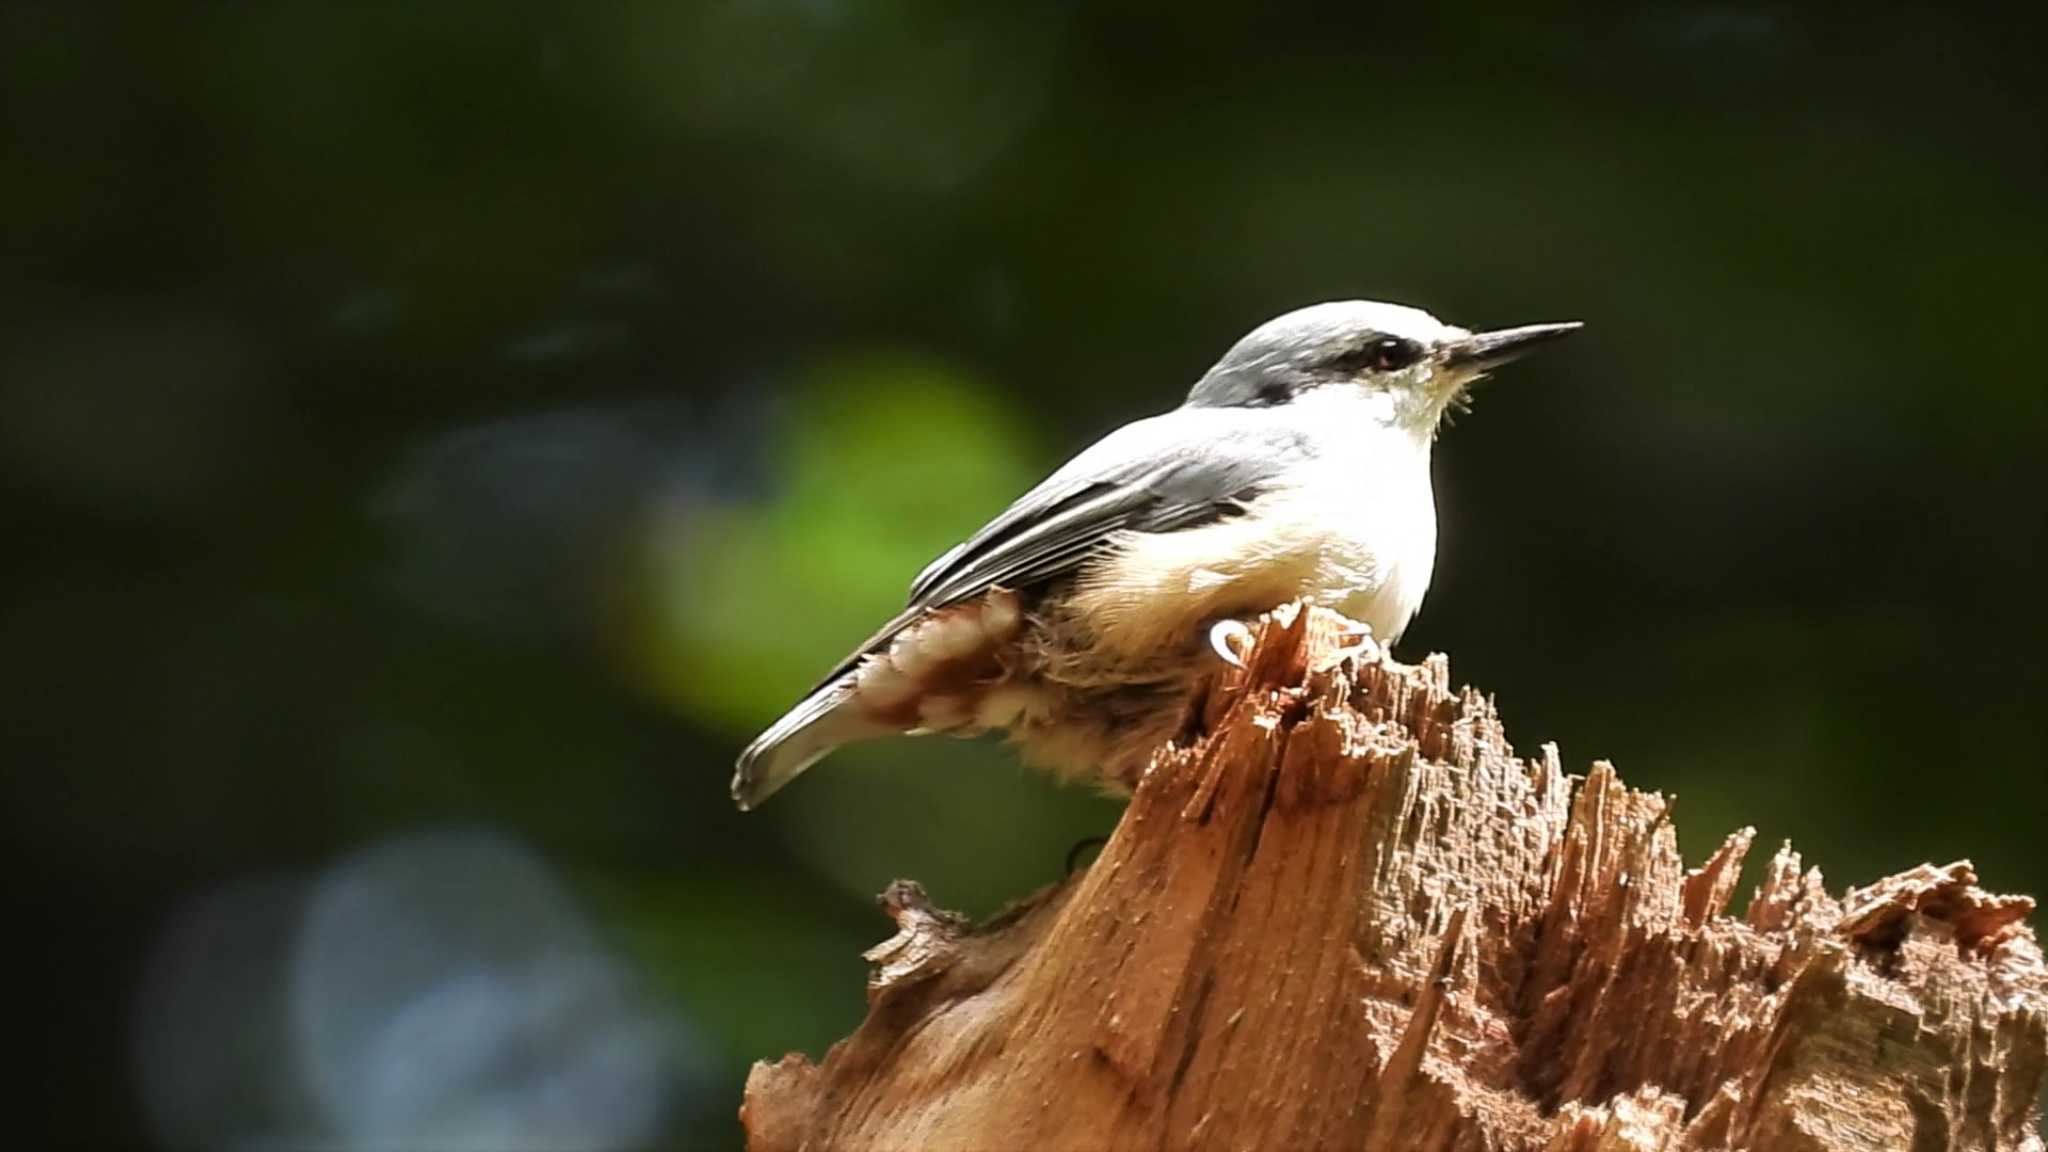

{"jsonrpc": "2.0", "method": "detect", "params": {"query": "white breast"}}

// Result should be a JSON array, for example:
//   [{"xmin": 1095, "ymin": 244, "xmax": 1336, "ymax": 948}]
[
  {"xmin": 1248, "ymin": 458, "xmax": 1437, "ymax": 641},
  {"xmin": 1068, "ymin": 436, "xmax": 1439, "ymax": 659}
]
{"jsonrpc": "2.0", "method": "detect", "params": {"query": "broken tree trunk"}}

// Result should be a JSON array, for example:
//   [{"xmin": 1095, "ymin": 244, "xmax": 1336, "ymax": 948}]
[{"xmin": 741, "ymin": 605, "xmax": 2046, "ymax": 1151}]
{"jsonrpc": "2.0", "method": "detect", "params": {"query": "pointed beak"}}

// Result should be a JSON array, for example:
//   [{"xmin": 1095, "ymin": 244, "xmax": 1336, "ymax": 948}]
[{"xmin": 1439, "ymin": 321, "xmax": 1583, "ymax": 373}]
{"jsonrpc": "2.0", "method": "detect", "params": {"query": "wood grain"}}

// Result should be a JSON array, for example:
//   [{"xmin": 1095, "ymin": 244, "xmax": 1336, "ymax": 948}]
[{"xmin": 742, "ymin": 604, "xmax": 2045, "ymax": 1151}]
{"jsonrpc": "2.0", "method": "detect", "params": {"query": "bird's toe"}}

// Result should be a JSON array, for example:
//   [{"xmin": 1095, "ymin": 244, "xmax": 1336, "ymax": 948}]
[{"xmin": 1208, "ymin": 618, "xmax": 1256, "ymax": 668}]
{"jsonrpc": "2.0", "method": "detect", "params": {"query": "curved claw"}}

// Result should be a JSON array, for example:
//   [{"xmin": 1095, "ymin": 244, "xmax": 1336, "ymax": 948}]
[
  {"xmin": 1209, "ymin": 618, "xmax": 1255, "ymax": 668},
  {"xmin": 1320, "ymin": 620, "xmax": 1382, "ymax": 669}
]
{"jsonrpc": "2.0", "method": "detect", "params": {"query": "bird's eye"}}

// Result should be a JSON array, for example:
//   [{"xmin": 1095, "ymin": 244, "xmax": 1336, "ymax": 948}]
[{"xmin": 1354, "ymin": 336, "xmax": 1422, "ymax": 372}]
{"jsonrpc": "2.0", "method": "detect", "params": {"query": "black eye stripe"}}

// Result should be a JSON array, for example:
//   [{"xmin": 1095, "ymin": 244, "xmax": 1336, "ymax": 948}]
[
  {"xmin": 1335, "ymin": 336, "xmax": 1423, "ymax": 372},
  {"xmin": 1252, "ymin": 381, "xmax": 1291, "ymax": 405}
]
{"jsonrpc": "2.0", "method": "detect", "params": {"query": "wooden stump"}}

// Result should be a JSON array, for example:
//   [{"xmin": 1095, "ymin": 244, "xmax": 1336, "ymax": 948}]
[{"xmin": 741, "ymin": 605, "xmax": 2046, "ymax": 1151}]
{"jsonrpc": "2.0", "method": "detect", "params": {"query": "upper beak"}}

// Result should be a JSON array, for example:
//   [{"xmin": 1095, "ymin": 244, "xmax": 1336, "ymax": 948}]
[{"xmin": 1439, "ymin": 321, "xmax": 1583, "ymax": 372}]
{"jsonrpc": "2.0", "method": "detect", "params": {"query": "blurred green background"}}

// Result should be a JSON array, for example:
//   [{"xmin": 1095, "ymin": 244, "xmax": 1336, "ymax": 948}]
[{"xmin": 5, "ymin": 3, "xmax": 2045, "ymax": 1149}]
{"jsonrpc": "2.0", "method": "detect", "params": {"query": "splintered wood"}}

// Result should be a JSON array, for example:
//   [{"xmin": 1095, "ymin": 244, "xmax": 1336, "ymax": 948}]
[{"xmin": 741, "ymin": 605, "xmax": 2046, "ymax": 1151}]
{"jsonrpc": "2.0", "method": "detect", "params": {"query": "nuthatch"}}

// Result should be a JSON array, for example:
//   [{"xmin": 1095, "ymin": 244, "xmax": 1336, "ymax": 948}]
[{"xmin": 731, "ymin": 301, "xmax": 1578, "ymax": 809}]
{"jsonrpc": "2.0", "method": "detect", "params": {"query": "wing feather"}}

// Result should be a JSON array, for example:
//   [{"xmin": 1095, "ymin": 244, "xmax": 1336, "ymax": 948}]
[{"xmin": 804, "ymin": 409, "xmax": 1312, "ymax": 693}]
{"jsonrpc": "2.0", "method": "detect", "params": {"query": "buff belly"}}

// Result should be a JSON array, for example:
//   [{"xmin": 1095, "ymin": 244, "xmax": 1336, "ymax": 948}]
[{"xmin": 843, "ymin": 489, "xmax": 1436, "ymax": 789}]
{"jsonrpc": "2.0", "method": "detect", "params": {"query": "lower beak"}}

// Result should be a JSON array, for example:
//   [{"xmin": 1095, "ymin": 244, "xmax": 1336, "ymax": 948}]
[{"xmin": 1440, "ymin": 322, "xmax": 1583, "ymax": 372}]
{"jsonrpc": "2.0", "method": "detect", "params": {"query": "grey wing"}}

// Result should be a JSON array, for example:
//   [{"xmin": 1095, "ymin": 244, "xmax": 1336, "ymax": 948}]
[
  {"xmin": 806, "ymin": 409, "xmax": 1313, "ymax": 691},
  {"xmin": 907, "ymin": 411, "xmax": 1305, "ymax": 606}
]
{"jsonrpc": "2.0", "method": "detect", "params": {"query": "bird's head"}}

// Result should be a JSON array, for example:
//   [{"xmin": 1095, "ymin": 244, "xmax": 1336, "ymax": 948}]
[{"xmin": 1184, "ymin": 300, "xmax": 1580, "ymax": 437}]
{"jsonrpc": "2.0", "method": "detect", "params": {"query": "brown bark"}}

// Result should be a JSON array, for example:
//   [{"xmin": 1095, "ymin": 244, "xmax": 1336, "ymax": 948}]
[{"xmin": 741, "ymin": 605, "xmax": 2046, "ymax": 1151}]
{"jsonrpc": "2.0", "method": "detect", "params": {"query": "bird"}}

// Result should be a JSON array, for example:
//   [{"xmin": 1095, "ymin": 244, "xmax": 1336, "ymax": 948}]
[{"xmin": 731, "ymin": 300, "xmax": 1579, "ymax": 810}]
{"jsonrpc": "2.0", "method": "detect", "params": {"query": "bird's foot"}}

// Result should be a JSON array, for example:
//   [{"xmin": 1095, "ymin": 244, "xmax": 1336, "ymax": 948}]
[
  {"xmin": 1208, "ymin": 618, "xmax": 1257, "ymax": 668},
  {"xmin": 1065, "ymin": 834, "xmax": 1109, "ymax": 876},
  {"xmin": 1316, "ymin": 620, "xmax": 1383, "ymax": 671}
]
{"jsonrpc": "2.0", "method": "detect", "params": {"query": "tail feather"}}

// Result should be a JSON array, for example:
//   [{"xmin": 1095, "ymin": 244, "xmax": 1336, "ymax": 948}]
[
  {"xmin": 731, "ymin": 679, "xmax": 884, "ymax": 810},
  {"xmin": 732, "ymin": 603, "xmax": 934, "ymax": 811}
]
